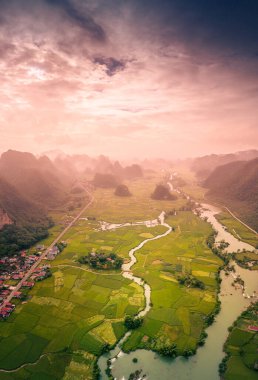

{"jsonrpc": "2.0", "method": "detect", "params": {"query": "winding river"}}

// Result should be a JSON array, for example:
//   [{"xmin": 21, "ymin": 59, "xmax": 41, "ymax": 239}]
[{"xmin": 98, "ymin": 198, "xmax": 257, "ymax": 380}]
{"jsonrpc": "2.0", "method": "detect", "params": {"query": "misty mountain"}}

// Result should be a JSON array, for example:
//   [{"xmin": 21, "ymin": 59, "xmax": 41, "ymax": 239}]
[
  {"xmin": 192, "ymin": 150, "xmax": 258, "ymax": 180},
  {"xmin": 0, "ymin": 150, "xmax": 71, "ymax": 208},
  {"xmin": 53, "ymin": 153, "xmax": 143, "ymax": 180},
  {"xmin": 204, "ymin": 158, "xmax": 258, "ymax": 230}
]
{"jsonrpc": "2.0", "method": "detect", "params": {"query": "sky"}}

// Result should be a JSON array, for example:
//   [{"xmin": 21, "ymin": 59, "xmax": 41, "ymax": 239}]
[{"xmin": 0, "ymin": 0, "xmax": 258, "ymax": 159}]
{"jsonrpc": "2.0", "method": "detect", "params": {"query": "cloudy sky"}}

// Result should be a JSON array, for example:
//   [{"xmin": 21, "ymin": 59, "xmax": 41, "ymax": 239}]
[{"xmin": 0, "ymin": 0, "xmax": 258, "ymax": 158}]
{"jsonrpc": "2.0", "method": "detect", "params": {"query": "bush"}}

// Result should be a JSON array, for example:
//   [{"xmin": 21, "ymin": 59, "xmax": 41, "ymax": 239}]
[{"xmin": 124, "ymin": 316, "xmax": 143, "ymax": 330}]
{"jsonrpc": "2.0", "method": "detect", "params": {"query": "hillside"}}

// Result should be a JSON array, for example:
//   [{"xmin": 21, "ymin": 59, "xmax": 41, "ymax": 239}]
[
  {"xmin": 0, "ymin": 150, "xmax": 70, "ymax": 207},
  {"xmin": 204, "ymin": 158, "xmax": 258, "ymax": 230},
  {"xmin": 192, "ymin": 150, "xmax": 258, "ymax": 180},
  {"xmin": 0, "ymin": 177, "xmax": 53, "ymax": 256}
]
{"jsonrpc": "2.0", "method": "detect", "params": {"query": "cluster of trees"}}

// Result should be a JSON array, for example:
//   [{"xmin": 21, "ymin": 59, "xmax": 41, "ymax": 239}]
[
  {"xmin": 151, "ymin": 184, "xmax": 177, "ymax": 201},
  {"xmin": 78, "ymin": 252, "xmax": 123, "ymax": 270},
  {"xmin": 128, "ymin": 370, "xmax": 145, "ymax": 380},
  {"xmin": 0, "ymin": 219, "xmax": 53, "ymax": 258},
  {"xmin": 205, "ymin": 301, "xmax": 221, "ymax": 326},
  {"xmin": 177, "ymin": 274, "xmax": 205, "ymax": 289},
  {"xmin": 124, "ymin": 315, "xmax": 143, "ymax": 330},
  {"xmin": 55, "ymin": 241, "xmax": 67, "ymax": 253},
  {"xmin": 197, "ymin": 331, "xmax": 208, "ymax": 346},
  {"xmin": 206, "ymin": 231, "xmax": 232, "ymax": 265},
  {"xmin": 157, "ymin": 343, "xmax": 177, "ymax": 357}
]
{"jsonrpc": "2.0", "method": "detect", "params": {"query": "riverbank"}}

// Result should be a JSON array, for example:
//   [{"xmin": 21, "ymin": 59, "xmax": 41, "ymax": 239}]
[{"xmin": 99, "ymin": 190, "xmax": 257, "ymax": 380}]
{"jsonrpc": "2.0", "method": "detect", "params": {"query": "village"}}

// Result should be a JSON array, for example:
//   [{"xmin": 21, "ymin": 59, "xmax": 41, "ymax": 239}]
[{"xmin": 0, "ymin": 242, "xmax": 67, "ymax": 319}]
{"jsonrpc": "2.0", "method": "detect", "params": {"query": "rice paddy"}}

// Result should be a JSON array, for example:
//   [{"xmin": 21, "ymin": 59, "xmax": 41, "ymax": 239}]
[{"xmin": 0, "ymin": 174, "xmax": 224, "ymax": 378}]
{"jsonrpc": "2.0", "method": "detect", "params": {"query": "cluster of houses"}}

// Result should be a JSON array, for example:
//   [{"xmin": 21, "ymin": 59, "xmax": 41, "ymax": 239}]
[
  {"xmin": 0, "ymin": 241, "xmax": 67, "ymax": 320},
  {"xmin": 0, "ymin": 302, "xmax": 15, "ymax": 319},
  {"xmin": 47, "ymin": 246, "xmax": 59, "ymax": 261}
]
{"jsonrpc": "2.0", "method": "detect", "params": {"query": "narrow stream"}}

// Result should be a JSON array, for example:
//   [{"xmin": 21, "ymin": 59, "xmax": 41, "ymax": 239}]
[
  {"xmin": 98, "ymin": 212, "xmax": 172, "ymax": 379},
  {"xmin": 98, "ymin": 186, "xmax": 257, "ymax": 380}
]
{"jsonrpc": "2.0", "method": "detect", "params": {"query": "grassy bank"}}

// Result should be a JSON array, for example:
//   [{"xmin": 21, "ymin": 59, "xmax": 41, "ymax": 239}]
[{"xmin": 216, "ymin": 211, "xmax": 257, "ymax": 248}]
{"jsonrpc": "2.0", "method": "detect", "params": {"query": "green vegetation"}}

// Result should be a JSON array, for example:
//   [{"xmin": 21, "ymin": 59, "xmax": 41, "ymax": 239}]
[
  {"xmin": 122, "ymin": 211, "xmax": 222, "ymax": 355},
  {"xmin": 234, "ymin": 251, "xmax": 258, "ymax": 270},
  {"xmin": 0, "ymin": 219, "xmax": 54, "ymax": 257},
  {"xmin": 0, "ymin": 174, "xmax": 225, "ymax": 378},
  {"xmin": 216, "ymin": 211, "xmax": 257, "ymax": 248},
  {"xmin": 157, "ymin": 343, "xmax": 177, "ymax": 357},
  {"xmin": 151, "ymin": 184, "xmax": 177, "ymax": 200},
  {"xmin": 124, "ymin": 316, "xmax": 143, "ymax": 330},
  {"xmin": 78, "ymin": 252, "xmax": 123, "ymax": 270},
  {"xmin": 177, "ymin": 274, "xmax": 205, "ymax": 289},
  {"xmin": 204, "ymin": 158, "xmax": 258, "ymax": 231},
  {"xmin": 220, "ymin": 302, "xmax": 258, "ymax": 380}
]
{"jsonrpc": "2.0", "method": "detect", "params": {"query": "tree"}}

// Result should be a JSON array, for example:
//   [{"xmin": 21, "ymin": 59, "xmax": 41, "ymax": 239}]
[
  {"xmin": 124, "ymin": 315, "xmax": 143, "ymax": 329},
  {"xmin": 151, "ymin": 184, "xmax": 177, "ymax": 201},
  {"xmin": 114, "ymin": 184, "xmax": 131, "ymax": 197},
  {"xmin": 158, "ymin": 343, "xmax": 177, "ymax": 357}
]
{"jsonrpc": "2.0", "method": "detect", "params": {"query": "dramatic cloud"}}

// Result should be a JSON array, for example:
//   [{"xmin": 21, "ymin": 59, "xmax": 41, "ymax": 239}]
[{"xmin": 0, "ymin": 0, "xmax": 257, "ymax": 158}]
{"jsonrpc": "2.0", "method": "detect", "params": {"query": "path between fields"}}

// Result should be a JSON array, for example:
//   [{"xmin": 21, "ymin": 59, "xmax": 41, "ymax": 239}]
[
  {"xmin": 0, "ymin": 353, "xmax": 50, "ymax": 373},
  {"xmin": 52, "ymin": 264, "xmax": 122, "ymax": 276}
]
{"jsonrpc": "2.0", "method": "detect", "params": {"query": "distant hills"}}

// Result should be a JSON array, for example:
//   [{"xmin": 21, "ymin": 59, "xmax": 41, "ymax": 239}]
[
  {"xmin": 191, "ymin": 150, "xmax": 258, "ymax": 180},
  {"xmin": 54, "ymin": 154, "xmax": 143, "ymax": 181},
  {"xmin": 204, "ymin": 158, "xmax": 258, "ymax": 231}
]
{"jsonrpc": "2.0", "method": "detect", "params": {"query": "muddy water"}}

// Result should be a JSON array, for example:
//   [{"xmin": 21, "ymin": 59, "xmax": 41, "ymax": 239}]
[
  {"xmin": 98, "ymin": 212, "xmax": 172, "ymax": 378},
  {"xmin": 98, "ymin": 203, "xmax": 257, "ymax": 380},
  {"xmin": 200, "ymin": 203, "xmax": 255, "ymax": 252},
  {"xmin": 105, "ymin": 270, "xmax": 253, "ymax": 380}
]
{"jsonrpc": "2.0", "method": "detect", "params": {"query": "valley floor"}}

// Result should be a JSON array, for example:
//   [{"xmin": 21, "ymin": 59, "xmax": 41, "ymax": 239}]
[{"xmin": 0, "ymin": 173, "xmax": 256, "ymax": 380}]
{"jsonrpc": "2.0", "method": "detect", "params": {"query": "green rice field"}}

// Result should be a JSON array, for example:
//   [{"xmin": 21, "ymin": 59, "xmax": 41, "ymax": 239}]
[{"xmin": 0, "ymin": 174, "xmax": 224, "ymax": 378}]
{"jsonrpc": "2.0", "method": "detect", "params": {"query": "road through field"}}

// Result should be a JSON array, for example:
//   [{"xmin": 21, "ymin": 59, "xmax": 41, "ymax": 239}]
[
  {"xmin": 223, "ymin": 206, "xmax": 257, "ymax": 235},
  {"xmin": 1, "ymin": 187, "xmax": 94, "ymax": 310}
]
